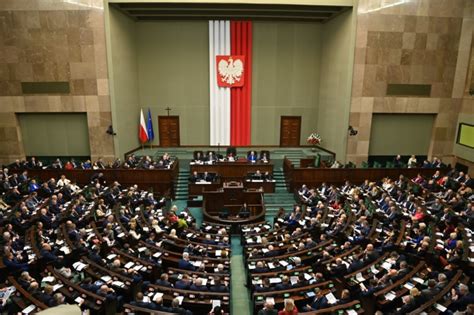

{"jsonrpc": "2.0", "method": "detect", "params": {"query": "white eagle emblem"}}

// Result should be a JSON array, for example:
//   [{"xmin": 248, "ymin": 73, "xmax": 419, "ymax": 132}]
[{"xmin": 218, "ymin": 57, "xmax": 244, "ymax": 85}]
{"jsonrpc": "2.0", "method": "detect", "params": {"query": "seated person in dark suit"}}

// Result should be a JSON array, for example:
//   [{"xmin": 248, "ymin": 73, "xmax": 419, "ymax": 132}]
[
  {"xmin": 189, "ymin": 278, "xmax": 208, "ymax": 291},
  {"xmin": 275, "ymin": 276, "xmax": 291, "ymax": 291},
  {"xmin": 395, "ymin": 295, "xmax": 418, "ymax": 314},
  {"xmin": 263, "ymin": 171, "xmax": 273, "ymax": 181},
  {"xmin": 239, "ymin": 203, "xmax": 250, "ymax": 218},
  {"xmin": 203, "ymin": 171, "xmax": 215, "ymax": 182},
  {"xmin": 260, "ymin": 151, "xmax": 270, "ymax": 163},
  {"xmin": 174, "ymin": 274, "xmax": 192, "ymax": 290},
  {"xmin": 254, "ymin": 261, "xmax": 268, "ymax": 273},
  {"xmin": 448, "ymin": 283, "xmax": 474, "ymax": 313},
  {"xmin": 32, "ymin": 283, "xmax": 56, "ymax": 307},
  {"xmin": 40, "ymin": 243, "xmax": 61, "ymax": 263},
  {"xmin": 329, "ymin": 258, "xmax": 347, "ymax": 276},
  {"xmin": 258, "ymin": 301, "xmax": 278, "ymax": 315},
  {"xmin": 189, "ymin": 171, "xmax": 201, "ymax": 183},
  {"xmin": 96, "ymin": 284, "xmax": 123, "ymax": 309},
  {"xmin": 250, "ymin": 170, "xmax": 263, "ymax": 180},
  {"xmin": 336, "ymin": 289, "xmax": 352, "ymax": 305},
  {"xmin": 193, "ymin": 151, "xmax": 204, "ymax": 163},
  {"xmin": 80, "ymin": 277, "xmax": 100, "ymax": 293},
  {"xmin": 178, "ymin": 252, "xmax": 196, "ymax": 271},
  {"xmin": 210, "ymin": 276, "xmax": 229, "ymax": 292},
  {"xmin": 3, "ymin": 251, "xmax": 28, "ymax": 272},
  {"xmin": 169, "ymin": 297, "xmax": 193, "ymax": 315},
  {"xmin": 206, "ymin": 151, "xmax": 217, "ymax": 163},
  {"xmin": 420, "ymin": 279, "xmax": 440, "ymax": 301},
  {"xmin": 303, "ymin": 287, "xmax": 328, "ymax": 311},
  {"xmin": 130, "ymin": 292, "xmax": 158, "ymax": 310},
  {"xmin": 247, "ymin": 151, "xmax": 258, "ymax": 163},
  {"xmin": 155, "ymin": 273, "xmax": 172, "ymax": 287}
]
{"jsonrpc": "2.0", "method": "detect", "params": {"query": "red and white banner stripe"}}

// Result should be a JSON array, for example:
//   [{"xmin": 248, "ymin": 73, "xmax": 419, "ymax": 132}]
[{"xmin": 209, "ymin": 20, "xmax": 252, "ymax": 146}]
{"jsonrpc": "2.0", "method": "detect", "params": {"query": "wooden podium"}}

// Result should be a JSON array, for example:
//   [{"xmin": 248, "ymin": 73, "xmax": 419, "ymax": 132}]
[{"xmin": 202, "ymin": 181, "xmax": 265, "ymax": 228}]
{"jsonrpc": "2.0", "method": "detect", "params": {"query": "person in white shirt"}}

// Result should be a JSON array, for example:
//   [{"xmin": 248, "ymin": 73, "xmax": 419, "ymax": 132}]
[
  {"xmin": 57, "ymin": 175, "xmax": 71, "ymax": 187},
  {"xmin": 407, "ymin": 155, "xmax": 417, "ymax": 168}
]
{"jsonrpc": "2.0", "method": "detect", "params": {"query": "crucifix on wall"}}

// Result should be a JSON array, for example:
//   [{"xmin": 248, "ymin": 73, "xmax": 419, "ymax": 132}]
[{"xmin": 165, "ymin": 107, "xmax": 172, "ymax": 116}]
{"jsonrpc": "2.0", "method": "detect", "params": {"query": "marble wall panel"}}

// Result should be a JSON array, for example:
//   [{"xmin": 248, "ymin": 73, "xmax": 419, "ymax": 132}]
[
  {"xmin": 0, "ymin": 0, "xmax": 114, "ymax": 164},
  {"xmin": 346, "ymin": 0, "xmax": 472, "ymax": 165}
]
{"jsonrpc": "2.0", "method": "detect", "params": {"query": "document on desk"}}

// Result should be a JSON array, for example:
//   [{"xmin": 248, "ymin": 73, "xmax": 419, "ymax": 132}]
[
  {"xmin": 265, "ymin": 297, "xmax": 275, "ymax": 305},
  {"xmin": 290, "ymin": 276, "xmax": 298, "ymax": 285},
  {"xmin": 325, "ymin": 292, "xmax": 337, "ymax": 304},
  {"xmin": 124, "ymin": 261, "xmax": 134, "ymax": 269},
  {"xmin": 21, "ymin": 305, "xmax": 36, "ymax": 314},
  {"xmin": 381, "ymin": 261, "xmax": 392, "ymax": 271},
  {"xmin": 404, "ymin": 282, "xmax": 415, "ymax": 290},
  {"xmin": 42, "ymin": 276, "xmax": 55, "ymax": 283},
  {"xmin": 434, "ymin": 303, "xmax": 447, "ymax": 312},
  {"xmin": 385, "ymin": 292, "xmax": 396, "ymax": 301},
  {"xmin": 73, "ymin": 261, "xmax": 88, "ymax": 271},
  {"xmin": 370, "ymin": 265, "xmax": 380, "ymax": 274},
  {"xmin": 412, "ymin": 277, "xmax": 424, "ymax": 284},
  {"xmin": 356, "ymin": 273, "xmax": 365, "ymax": 283},
  {"xmin": 100, "ymin": 275, "xmax": 112, "ymax": 283},
  {"xmin": 279, "ymin": 260, "xmax": 289, "ymax": 267},
  {"xmin": 269, "ymin": 277, "xmax": 282, "ymax": 284}
]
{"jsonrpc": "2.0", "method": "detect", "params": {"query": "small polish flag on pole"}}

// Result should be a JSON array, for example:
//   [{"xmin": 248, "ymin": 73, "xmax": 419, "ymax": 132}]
[{"xmin": 139, "ymin": 108, "xmax": 149, "ymax": 143}]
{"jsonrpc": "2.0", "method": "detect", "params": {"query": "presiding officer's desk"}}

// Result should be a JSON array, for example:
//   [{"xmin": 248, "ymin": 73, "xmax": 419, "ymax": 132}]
[
  {"xmin": 244, "ymin": 178, "xmax": 275, "ymax": 193},
  {"xmin": 190, "ymin": 160, "xmax": 273, "ymax": 179},
  {"xmin": 203, "ymin": 181, "xmax": 266, "ymax": 229},
  {"xmin": 188, "ymin": 178, "xmax": 222, "ymax": 195},
  {"xmin": 189, "ymin": 178, "xmax": 275, "ymax": 195}
]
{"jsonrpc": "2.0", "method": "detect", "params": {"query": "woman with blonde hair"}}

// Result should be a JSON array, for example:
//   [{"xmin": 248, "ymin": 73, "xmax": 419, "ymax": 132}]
[{"xmin": 278, "ymin": 298, "xmax": 298, "ymax": 315}]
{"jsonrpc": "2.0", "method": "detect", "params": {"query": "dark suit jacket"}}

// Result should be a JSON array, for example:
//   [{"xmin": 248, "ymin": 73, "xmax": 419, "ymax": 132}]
[
  {"xmin": 310, "ymin": 296, "xmax": 328, "ymax": 310},
  {"xmin": 189, "ymin": 284, "xmax": 208, "ymax": 291},
  {"xmin": 175, "ymin": 280, "xmax": 190, "ymax": 290},
  {"xmin": 130, "ymin": 301, "xmax": 158, "ymax": 310},
  {"xmin": 178, "ymin": 259, "xmax": 196, "ymax": 271}
]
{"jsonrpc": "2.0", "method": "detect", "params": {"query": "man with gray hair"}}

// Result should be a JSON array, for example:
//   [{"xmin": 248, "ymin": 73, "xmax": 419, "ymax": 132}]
[
  {"xmin": 170, "ymin": 297, "xmax": 192, "ymax": 315},
  {"xmin": 449, "ymin": 283, "xmax": 474, "ymax": 313},
  {"xmin": 396, "ymin": 295, "xmax": 417, "ymax": 314},
  {"xmin": 257, "ymin": 300, "xmax": 277, "ymax": 315}
]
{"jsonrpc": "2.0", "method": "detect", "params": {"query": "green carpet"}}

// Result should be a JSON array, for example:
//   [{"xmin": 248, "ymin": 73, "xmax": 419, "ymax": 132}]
[{"xmin": 230, "ymin": 236, "xmax": 252, "ymax": 315}]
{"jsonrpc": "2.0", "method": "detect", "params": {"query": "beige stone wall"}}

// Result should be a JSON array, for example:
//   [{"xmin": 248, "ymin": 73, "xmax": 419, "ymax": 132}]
[
  {"xmin": 346, "ymin": 0, "xmax": 473, "ymax": 166},
  {"xmin": 0, "ymin": 0, "xmax": 114, "ymax": 164}
]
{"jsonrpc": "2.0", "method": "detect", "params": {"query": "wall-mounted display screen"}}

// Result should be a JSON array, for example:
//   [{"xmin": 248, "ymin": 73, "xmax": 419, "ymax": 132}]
[{"xmin": 457, "ymin": 123, "xmax": 474, "ymax": 149}]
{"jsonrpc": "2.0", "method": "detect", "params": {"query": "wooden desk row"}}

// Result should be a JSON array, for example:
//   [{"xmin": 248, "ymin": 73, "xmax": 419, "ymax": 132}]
[
  {"xmin": 11, "ymin": 161, "xmax": 180, "ymax": 198},
  {"xmin": 283, "ymin": 158, "xmax": 448, "ymax": 191}
]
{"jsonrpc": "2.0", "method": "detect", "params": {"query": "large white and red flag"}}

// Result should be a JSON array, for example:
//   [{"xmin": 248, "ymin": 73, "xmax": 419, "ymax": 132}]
[
  {"xmin": 209, "ymin": 20, "xmax": 252, "ymax": 146},
  {"xmin": 138, "ymin": 108, "xmax": 148, "ymax": 143}
]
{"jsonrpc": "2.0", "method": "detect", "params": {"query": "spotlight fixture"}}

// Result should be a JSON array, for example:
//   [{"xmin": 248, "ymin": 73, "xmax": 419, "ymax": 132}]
[
  {"xmin": 348, "ymin": 125, "xmax": 358, "ymax": 136},
  {"xmin": 106, "ymin": 125, "xmax": 116, "ymax": 135}
]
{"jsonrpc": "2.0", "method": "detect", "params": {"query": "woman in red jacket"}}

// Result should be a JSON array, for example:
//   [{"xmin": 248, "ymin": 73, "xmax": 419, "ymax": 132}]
[{"xmin": 278, "ymin": 298, "xmax": 298, "ymax": 315}]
